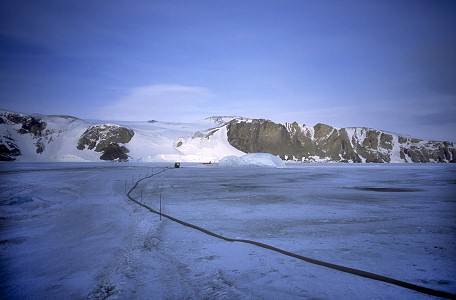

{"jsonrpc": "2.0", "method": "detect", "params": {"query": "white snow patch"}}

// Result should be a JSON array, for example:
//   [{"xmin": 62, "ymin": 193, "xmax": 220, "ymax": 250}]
[
  {"xmin": 390, "ymin": 135, "xmax": 404, "ymax": 163},
  {"xmin": 219, "ymin": 153, "xmax": 286, "ymax": 168},
  {"xmin": 175, "ymin": 125, "xmax": 245, "ymax": 163}
]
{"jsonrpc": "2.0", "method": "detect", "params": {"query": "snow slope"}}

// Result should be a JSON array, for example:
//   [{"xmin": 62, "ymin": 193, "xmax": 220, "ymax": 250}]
[{"xmin": 123, "ymin": 118, "xmax": 246, "ymax": 162}]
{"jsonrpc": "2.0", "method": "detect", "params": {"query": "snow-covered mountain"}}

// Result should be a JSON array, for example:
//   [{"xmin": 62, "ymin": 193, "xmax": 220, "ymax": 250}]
[
  {"xmin": 1, "ymin": 109, "xmax": 455, "ymax": 163},
  {"xmin": 0, "ymin": 110, "xmax": 243, "ymax": 162}
]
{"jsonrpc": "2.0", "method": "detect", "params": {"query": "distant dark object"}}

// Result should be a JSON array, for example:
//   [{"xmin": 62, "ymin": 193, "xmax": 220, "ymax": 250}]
[{"xmin": 174, "ymin": 162, "xmax": 180, "ymax": 168}]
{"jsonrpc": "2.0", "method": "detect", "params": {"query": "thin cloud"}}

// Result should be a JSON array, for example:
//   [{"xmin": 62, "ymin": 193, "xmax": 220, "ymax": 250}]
[
  {"xmin": 274, "ymin": 97, "xmax": 456, "ymax": 142},
  {"xmin": 98, "ymin": 84, "xmax": 216, "ymax": 122},
  {"xmin": 413, "ymin": 43, "xmax": 456, "ymax": 96}
]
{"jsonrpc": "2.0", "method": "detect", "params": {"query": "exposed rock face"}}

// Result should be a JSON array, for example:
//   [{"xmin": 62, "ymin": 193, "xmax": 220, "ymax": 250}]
[
  {"xmin": 227, "ymin": 119, "xmax": 456, "ymax": 163},
  {"xmin": 0, "ymin": 111, "xmax": 48, "ymax": 160},
  {"xmin": 99, "ymin": 143, "xmax": 130, "ymax": 161},
  {"xmin": 0, "ymin": 142, "xmax": 21, "ymax": 161},
  {"xmin": 227, "ymin": 119, "xmax": 296, "ymax": 156},
  {"xmin": 77, "ymin": 124, "xmax": 134, "ymax": 161},
  {"xmin": 5, "ymin": 113, "xmax": 47, "ymax": 135}
]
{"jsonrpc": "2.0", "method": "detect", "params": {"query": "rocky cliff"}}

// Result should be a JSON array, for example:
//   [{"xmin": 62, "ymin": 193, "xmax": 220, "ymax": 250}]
[{"xmin": 226, "ymin": 119, "xmax": 456, "ymax": 163}]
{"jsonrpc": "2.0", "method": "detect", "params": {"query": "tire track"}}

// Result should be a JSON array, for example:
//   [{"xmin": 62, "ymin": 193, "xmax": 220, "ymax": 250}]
[{"xmin": 128, "ymin": 168, "xmax": 456, "ymax": 299}]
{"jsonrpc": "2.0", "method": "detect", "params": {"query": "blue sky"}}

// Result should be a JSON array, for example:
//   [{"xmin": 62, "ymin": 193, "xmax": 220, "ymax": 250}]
[{"xmin": 1, "ymin": 0, "xmax": 455, "ymax": 141}]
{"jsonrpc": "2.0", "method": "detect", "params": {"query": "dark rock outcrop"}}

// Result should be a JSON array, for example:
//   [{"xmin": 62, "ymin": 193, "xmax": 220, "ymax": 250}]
[
  {"xmin": 0, "ymin": 111, "xmax": 49, "ymax": 160},
  {"xmin": 0, "ymin": 141, "xmax": 21, "ymax": 161},
  {"xmin": 3, "ymin": 112, "xmax": 47, "ymax": 136},
  {"xmin": 227, "ymin": 119, "xmax": 291, "ymax": 155},
  {"xmin": 226, "ymin": 119, "xmax": 456, "ymax": 163},
  {"xmin": 77, "ymin": 124, "xmax": 134, "ymax": 161},
  {"xmin": 99, "ymin": 143, "xmax": 130, "ymax": 161}
]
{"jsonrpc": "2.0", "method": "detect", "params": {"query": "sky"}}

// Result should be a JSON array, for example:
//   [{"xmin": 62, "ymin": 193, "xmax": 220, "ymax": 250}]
[{"xmin": 1, "ymin": 0, "xmax": 455, "ymax": 142}]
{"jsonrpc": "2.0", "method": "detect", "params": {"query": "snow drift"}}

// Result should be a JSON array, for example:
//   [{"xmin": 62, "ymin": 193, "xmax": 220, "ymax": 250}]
[{"xmin": 219, "ymin": 153, "xmax": 286, "ymax": 168}]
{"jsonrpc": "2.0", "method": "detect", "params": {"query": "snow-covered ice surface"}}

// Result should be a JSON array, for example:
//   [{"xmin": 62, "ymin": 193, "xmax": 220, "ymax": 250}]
[{"xmin": 1, "ymin": 162, "xmax": 455, "ymax": 299}]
